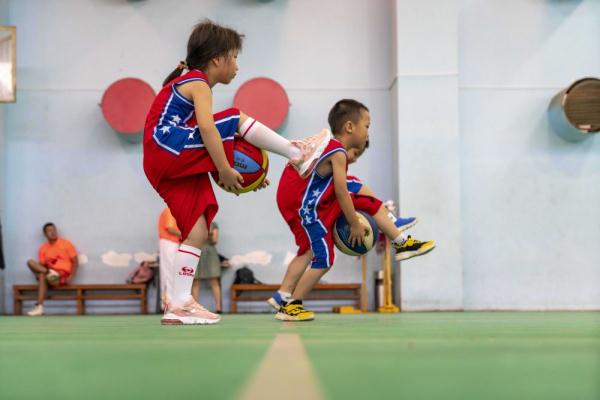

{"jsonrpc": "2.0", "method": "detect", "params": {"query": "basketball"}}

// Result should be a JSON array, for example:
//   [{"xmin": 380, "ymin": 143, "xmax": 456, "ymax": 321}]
[
  {"xmin": 333, "ymin": 211, "xmax": 378, "ymax": 256},
  {"xmin": 46, "ymin": 269, "xmax": 60, "ymax": 286},
  {"xmin": 213, "ymin": 137, "xmax": 269, "ymax": 193}
]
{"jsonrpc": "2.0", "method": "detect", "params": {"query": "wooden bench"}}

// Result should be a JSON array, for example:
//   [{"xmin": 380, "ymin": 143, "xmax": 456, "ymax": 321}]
[
  {"xmin": 13, "ymin": 284, "xmax": 148, "ymax": 315},
  {"xmin": 230, "ymin": 283, "xmax": 361, "ymax": 313}
]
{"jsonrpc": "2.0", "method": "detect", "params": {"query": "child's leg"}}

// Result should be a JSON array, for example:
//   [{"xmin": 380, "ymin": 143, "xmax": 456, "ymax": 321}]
[
  {"xmin": 162, "ymin": 215, "xmax": 221, "ymax": 325},
  {"xmin": 268, "ymin": 251, "xmax": 313, "ymax": 310},
  {"xmin": 238, "ymin": 111, "xmax": 330, "ymax": 177},
  {"xmin": 280, "ymin": 251, "xmax": 313, "ymax": 294},
  {"xmin": 371, "ymin": 205, "xmax": 405, "ymax": 242},
  {"xmin": 170, "ymin": 215, "xmax": 208, "ymax": 306},
  {"xmin": 357, "ymin": 184, "xmax": 416, "ymax": 231},
  {"xmin": 291, "ymin": 267, "xmax": 331, "ymax": 301},
  {"xmin": 238, "ymin": 112, "xmax": 300, "ymax": 160},
  {"xmin": 369, "ymin": 204, "xmax": 435, "ymax": 261},
  {"xmin": 275, "ymin": 264, "xmax": 330, "ymax": 321}
]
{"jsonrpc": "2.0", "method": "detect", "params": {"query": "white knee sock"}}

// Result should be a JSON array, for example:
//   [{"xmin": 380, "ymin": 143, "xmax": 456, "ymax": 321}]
[
  {"xmin": 239, "ymin": 117, "xmax": 301, "ymax": 160},
  {"xmin": 171, "ymin": 244, "xmax": 201, "ymax": 306}
]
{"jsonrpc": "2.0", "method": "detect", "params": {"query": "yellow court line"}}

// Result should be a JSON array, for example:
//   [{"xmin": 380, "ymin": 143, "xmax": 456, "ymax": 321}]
[{"xmin": 238, "ymin": 331, "xmax": 325, "ymax": 400}]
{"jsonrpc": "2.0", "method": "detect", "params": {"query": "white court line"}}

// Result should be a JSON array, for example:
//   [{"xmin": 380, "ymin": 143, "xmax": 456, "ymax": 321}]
[{"xmin": 238, "ymin": 332, "xmax": 325, "ymax": 400}]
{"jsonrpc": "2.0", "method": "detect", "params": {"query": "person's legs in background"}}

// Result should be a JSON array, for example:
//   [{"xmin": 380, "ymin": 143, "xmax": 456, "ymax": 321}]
[
  {"xmin": 159, "ymin": 238, "xmax": 179, "ymax": 309},
  {"xmin": 191, "ymin": 278, "xmax": 201, "ymax": 304},
  {"xmin": 208, "ymin": 278, "xmax": 222, "ymax": 313},
  {"xmin": 25, "ymin": 259, "xmax": 48, "ymax": 316}
]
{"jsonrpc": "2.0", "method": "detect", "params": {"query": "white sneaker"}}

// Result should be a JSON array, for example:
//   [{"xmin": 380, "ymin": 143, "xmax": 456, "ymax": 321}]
[
  {"xmin": 290, "ymin": 129, "xmax": 331, "ymax": 178},
  {"xmin": 161, "ymin": 298, "xmax": 220, "ymax": 325},
  {"xmin": 27, "ymin": 304, "xmax": 44, "ymax": 316}
]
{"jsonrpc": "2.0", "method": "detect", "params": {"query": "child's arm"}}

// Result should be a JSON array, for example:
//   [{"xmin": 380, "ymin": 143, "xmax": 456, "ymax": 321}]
[
  {"xmin": 188, "ymin": 82, "xmax": 243, "ymax": 194},
  {"xmin": 330, "ymin": 152, "xmax": 365, "ymax": 247}
]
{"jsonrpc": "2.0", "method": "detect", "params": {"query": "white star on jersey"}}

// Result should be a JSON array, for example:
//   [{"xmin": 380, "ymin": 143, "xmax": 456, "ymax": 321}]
[
  {"xmin": 301, "ymin": 205, "xmax": 311, "ymax": 214},
  {"xmin": 188, "ymin": 132, "xmax": 195, "ymax": 140},
  {"xmin": 304, "ymin": 216, "xmax": 312, "ymax": 224},
  {"xmin": 160, "ymin": 126, "xmax": 170, "ymax": 134},
  {"xmin": 171, "ymin": 115, "xmax": 182, "ymax": 124},
  {"xmin": 311, "ymin": 189, "xmax": 322, "ymax": 198}
]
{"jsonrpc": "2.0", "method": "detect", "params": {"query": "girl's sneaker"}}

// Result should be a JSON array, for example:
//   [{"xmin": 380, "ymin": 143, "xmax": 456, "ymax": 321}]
[
  {"xmin": 161, "ymin": 298, "xmax": 220, "ymax": 325},
  {"xmin": 289, "ymin": 129, "xmax": 331, "ymax": 178}
]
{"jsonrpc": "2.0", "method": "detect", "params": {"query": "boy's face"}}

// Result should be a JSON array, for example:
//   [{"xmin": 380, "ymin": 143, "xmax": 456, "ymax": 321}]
[{"xmin": 351, "ymin": 109, "xmax": 370, "ymax": 149}]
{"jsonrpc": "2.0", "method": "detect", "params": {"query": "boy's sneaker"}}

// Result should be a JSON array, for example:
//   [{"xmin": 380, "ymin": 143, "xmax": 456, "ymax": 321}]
[
  {"xmin": 394, "ymin": 236, "xmax": 435, "ymax": 261},
  {"xmin": 275, "ymin": 300, "xmax": 315, "ymax": 321},
  {"xmin": 267, "ymin": 292, "xmax": 284, "ymax": 311},
  {"xmin": 26, "ymin": 304, "xmax": 44, "ymax": 316},
  {"xmin": 395, "ymin": 217, "xmax": 417, "ymax": 231},
  {"xmin": 290, "ymin": 129, "xmax": 331, "ymax": 178},
  {"xmin": 161, "ymin": 298, "xmax": 220, "ymax": 325}
]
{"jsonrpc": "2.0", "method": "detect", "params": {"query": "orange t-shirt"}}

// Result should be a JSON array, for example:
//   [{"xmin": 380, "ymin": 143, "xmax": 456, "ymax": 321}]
[
  {"xmin": 38, "ymin": 238, "xmax": 77, "ymax": 274},
  {"xmin": 158, "ymin": 208, "xmax": 181, "ymax": 243}
]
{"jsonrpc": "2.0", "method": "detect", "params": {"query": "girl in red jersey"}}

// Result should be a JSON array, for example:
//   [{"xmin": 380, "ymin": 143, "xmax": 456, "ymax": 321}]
[{"xmin": 143, "ymin": 20, "xmax": 329, "ymax": 325}]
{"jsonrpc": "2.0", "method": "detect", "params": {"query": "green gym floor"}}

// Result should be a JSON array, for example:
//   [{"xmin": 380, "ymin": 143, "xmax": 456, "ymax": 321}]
[{"xmin": 0, "ymin": 312, "xmax": 598, "ymax": 400}]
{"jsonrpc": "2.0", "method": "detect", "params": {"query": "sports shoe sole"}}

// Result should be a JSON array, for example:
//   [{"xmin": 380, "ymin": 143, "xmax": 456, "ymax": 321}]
[
  {"xmin": 395, "ymin": 243, "xmax": 436, "ymax": 261},
  {"xmin": 275, "ymin": 312, "xmax": 315, "ymax": 322},
  {"xmin": 161, "ymin": 313, "xmax": 220, "ymax": 325},
  {"xmin": 298, "ymin": 130, "xmax": 331, "ymax": 178},
  {"xmin": 396, "ymin": 218, "xmax": 418, "ymax": 232},
  {"xmin": 267, "ymin": 297, "xmax": 281, "ymax": 311}
]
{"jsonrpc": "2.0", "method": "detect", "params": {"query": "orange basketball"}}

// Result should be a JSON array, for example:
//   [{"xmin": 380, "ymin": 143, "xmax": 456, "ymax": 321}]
[{"xmin": 213, "ymin": 137, "xmax": 269, "ymax": 193}]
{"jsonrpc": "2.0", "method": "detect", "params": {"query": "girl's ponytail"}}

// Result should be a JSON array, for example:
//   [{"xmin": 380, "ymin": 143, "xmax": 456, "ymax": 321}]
[{"xmin": 162, "ymin": 61, "xmax": 188, "ymax": 87}]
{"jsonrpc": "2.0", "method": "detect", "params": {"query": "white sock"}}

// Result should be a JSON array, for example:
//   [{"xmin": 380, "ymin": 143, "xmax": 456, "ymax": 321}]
[
  {"xmin": 239, "ymin": 117, "xmax": 301, "ymax": 160},
  {"xmin": 171, "ymin": 244, "xmax": 201, "ymax": 306},
  {"xmin": 392, "ymin": 233, "xmax": 407, "ymax": 245},
  {"xmin": 278, "ymin": 290, "xmax": 292, "ymax": 302}
]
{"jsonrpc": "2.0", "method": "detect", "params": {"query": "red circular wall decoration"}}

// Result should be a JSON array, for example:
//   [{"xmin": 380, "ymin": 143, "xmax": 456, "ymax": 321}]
[
  {"xmin": 233, "ymin": 77, "xmax": 290, "ymax": 130},
  {"xmin": 101, "ymin": 78, "xmax": 156, "ymax": 134}
]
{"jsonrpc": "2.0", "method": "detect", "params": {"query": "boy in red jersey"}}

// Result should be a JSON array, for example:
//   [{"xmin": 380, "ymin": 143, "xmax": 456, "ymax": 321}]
[{"xmin": 271, "ymin": 100, "xmax": 435, "ymax": 321}]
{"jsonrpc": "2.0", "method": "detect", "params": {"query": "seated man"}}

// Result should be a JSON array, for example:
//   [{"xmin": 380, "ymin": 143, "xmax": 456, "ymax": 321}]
[{"xmin": 25, "ymin": 222, "xmax": 78, "ymax": 316}]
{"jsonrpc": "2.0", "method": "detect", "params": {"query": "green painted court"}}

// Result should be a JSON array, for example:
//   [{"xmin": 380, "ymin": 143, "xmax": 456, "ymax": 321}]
[{"xmin": 1, "ymin": 312, "xmax": 598, "ymax": 400}]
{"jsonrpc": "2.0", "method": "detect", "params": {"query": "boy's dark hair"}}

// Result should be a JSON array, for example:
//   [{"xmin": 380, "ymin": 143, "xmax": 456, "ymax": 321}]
[
  {"xmin": 42, "ymin": 222, "xmax": 55, "ymax": 233},
  {"xmin": 328, "ymin": 99, "xmax": 369, "ymax": 135},
  {"xmin": 163, "ymin": 19, "xmax": 244, "ymax": 86}
]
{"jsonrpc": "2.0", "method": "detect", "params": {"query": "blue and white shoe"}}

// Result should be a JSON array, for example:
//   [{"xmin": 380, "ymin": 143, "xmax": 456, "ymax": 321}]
[
  {"xmin": 395, "ymin": 217, "xmax": 418, "ymax": 231},
  {"xmin": 267, "ymin": 292, "xmax": 284, "ymax": 311}
]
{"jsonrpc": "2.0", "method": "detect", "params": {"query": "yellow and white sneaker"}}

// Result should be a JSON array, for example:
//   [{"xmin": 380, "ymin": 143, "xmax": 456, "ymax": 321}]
[
  {"xmin": 290, "ymin": 129, "xmax": 331, "ymax": 178},
  {"xmin": 161, "ymin": 298, "xmax": 220, "ymax": 325},
  {"xmin": 275, "ymin": 300, "xmax": 315, "ymax": 321},
  {"xmin": 394, "ymin": 236, "xmax": 435, "ymax": 261}
]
